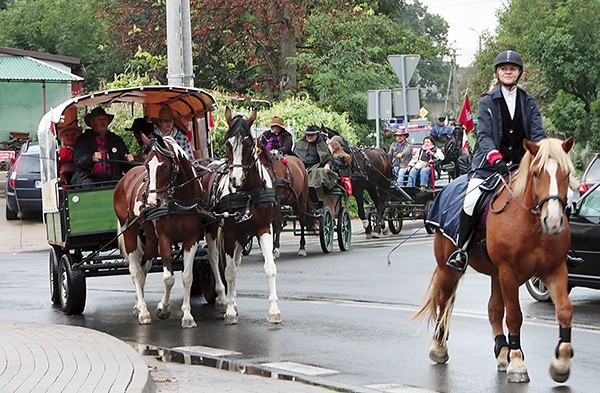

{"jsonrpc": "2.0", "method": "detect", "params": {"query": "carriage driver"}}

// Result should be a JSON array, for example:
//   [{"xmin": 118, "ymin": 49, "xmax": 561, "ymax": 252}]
[
  {"xmin": 71, "ymin": 107, "xmax": 134, "ymax": 187},
  {"xmin": 293, "ymin": 125, "xmax": 339, "ymax": 192},
  {"xmin": 445, "ymin": 50, "xmax": 583, "ymax": 273}
]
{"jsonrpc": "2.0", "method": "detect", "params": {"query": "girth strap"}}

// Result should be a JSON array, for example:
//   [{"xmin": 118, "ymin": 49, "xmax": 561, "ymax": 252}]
[{"xmin": 212, "ymin": 188, "xmax": 277, "ymax": 214}]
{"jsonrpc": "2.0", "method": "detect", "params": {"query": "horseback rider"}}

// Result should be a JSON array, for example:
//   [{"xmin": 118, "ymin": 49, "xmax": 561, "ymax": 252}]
[{"xmin": 446, "ymin": 50, "xmax": 547, "ymax": 273}]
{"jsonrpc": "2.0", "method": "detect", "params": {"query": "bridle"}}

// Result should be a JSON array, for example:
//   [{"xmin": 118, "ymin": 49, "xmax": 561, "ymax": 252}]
[
  {"xmin": 529, "ymin": 169, "xmax": 568, "ymax": 216},
  {"xmin": 145, "ymin": 141, "xmax": 180, "ymax": 199}
]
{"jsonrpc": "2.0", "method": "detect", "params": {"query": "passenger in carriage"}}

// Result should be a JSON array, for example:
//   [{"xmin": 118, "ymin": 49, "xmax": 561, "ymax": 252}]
[
  {"xmin": 387, "ymin": 127, "xmax": 412, "ymax": 187},
  {"xmin": 406, "ymin": 135, "xmax": 444, "ymax": 190},
  {"xmin": 57, "ymin": 121, "xmax": 82, "ymax": 185},
  {"xmin": 257, "ymin": 116, "xmax": 293, "ymax": 155},
  {"xmin": 150, "ymin": 106, "xmax": 194, "ymax": 161},
  {"xmin": 293, "ymin": 125, "xmax": 339, "ymax": 193},
  {"xmin": 328, "ymin": 135, "xmax": 352, "ymax": 195},
  {"xmin": 71, "ymin": 107, "xmax": 134, "ymax": 187}
]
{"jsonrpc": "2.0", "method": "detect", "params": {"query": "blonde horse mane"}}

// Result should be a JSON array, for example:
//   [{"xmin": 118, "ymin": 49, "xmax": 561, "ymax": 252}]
[{"xmin": 511, "ymin": 138, "xmax": 576, "ymax": 197}]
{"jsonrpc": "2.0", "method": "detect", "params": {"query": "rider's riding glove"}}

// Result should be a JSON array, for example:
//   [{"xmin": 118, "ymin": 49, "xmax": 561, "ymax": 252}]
[{"xmin": 493, "ymin": 159, "xmax": 509, "ymax": 176}]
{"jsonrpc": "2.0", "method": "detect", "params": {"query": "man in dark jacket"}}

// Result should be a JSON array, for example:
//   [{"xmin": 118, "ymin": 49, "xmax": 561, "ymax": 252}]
[
  {"xmin": 446, "ymin": 50, "xmax": 546, "ymax": 273},
  {"xmin": 293, "ymin": 125, "xmax": 338, "ymax": 190},
  {"xmin": 71, "ymin": 107, "xmax": 134, "ymax": 186}
]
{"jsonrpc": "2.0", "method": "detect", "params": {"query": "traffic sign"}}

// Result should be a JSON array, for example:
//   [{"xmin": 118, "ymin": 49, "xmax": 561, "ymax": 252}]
[
  {"xmin": 367, "ymin": 90, "xmax": 393, "ymax": 120},
  {"xmin": 387, "ymin": 54, "xmax": 420, "ymax": 84},
  {"xmin": 392, "ymin": 87, "xmax": 420, "ymax": 117},
  {"xmin": 419, "ymin": 107, "xmax": 429, "ymax": 119}
]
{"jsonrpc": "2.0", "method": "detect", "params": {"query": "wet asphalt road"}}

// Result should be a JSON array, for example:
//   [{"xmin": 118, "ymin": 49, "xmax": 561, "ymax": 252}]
[{"xmin": 2, "ymin": 196, "xmax": 600, "ymax": 392}]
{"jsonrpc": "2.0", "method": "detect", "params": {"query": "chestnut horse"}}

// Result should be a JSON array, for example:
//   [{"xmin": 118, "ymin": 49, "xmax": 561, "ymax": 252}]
[
  {"xmin": 414, "ymin": 137, "xmax": 576, "ymax": 383},
  {"xmin": 114, "ymin": 134, "xmax": 207, "ymax": 328},
  {"xmin": 259, "ymin": 150, "xmax": 315, "ymax": 257},
  {"xmin": 202, "ymin": 107, "xmax": 281, "ymax": 325}
]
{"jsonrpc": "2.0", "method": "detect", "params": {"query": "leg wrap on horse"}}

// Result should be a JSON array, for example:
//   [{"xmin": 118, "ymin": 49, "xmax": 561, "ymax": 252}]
[
  {"xmin": 494, "ymin": 334, "xmax": 508, "ymax": 358},
  {"xmin": 508, "ymin": 334, "xmax": 523, "ymax": 361},
  {"xmin": 555, "ymin": 327, "xmax": 574, "ymax": 359}
]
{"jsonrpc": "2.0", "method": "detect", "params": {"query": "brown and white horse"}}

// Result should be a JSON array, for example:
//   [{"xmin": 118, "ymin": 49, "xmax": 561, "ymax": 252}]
[
  {"xmin": 414, "ymin": 137, "xmax": 576, "ymax": 383},
  {"xmin": 202, "ymin": 107, "xmax": 281, "ymax": 325},
  {"xmin": 114, "ymin": 134, "xmax": 206, "ymax": 328}
]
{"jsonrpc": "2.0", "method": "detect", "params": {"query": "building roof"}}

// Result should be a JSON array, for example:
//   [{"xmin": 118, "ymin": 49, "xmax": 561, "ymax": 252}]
[
  {"xmin": 0, "ymin": 47, "xmax": 81, "ymax": 69},
  {"xmin": 0, "ymin": 54, "xmax": 83, "ymax": 82}
]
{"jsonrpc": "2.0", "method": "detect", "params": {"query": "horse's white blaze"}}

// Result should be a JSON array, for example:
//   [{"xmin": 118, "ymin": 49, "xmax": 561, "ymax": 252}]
[
  {"xmin": 228, "ymin": 135, "xmax": 245, "ymax": 187},
  {"xmin": 147, "ymin": 156, "xmax": 162, "ymax": 206},
  {"xmin": 544, "ymin": 159, "xmax": 563, "ymax": 234}
]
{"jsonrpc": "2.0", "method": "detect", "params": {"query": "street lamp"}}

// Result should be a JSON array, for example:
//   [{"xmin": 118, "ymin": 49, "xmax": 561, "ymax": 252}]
[{"xmin": 468, "ymin": 27, "xmax": 483, "ymax": 52}]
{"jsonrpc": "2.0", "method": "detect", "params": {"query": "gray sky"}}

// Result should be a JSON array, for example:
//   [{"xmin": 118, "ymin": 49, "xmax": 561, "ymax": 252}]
[{"xmin": 416, "ymin": 0, "xmax": 505, "ymax": 67}]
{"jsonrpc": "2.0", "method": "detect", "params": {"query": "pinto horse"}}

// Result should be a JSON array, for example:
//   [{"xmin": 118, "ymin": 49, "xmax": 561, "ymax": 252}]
[
  {"xmin": 259, "ymin": 150, "xmax": 315, "ymax": 257},
  {"xmin": 114, "ymin": 134, "xmax": 207, "ymax": 328},
  {"xmin": 349, "ymin": 147, "xmax": 393, "ymax": 238},
  {"xmin": 202, "ymin": 107, "xmax": 281, "ymax": 325},
  {"xmin": 414, "ymin": 137, "xmax": 576, "ymax": 383}
]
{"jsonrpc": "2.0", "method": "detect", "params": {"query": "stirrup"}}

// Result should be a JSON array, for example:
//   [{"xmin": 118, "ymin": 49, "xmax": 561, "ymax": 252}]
[{"xmin": 446, "ymin": 249, "xmax": 468, "ymax": 273}]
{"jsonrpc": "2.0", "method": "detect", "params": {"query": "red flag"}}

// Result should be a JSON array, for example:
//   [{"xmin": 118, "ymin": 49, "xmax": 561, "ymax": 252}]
[{"xmin": 459, "ymin": 94, "xmax": 475, "ymax": 133}]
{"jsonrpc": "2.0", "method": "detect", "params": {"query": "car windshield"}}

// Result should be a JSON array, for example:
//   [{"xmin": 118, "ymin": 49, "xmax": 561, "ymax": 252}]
[
  {"xmin": 579, "ymin": 185, "xmax": 600, "ymax": 217},
  {"xmin": 585, "ymin": 156, "xmax": 600, "ymax": 183}
]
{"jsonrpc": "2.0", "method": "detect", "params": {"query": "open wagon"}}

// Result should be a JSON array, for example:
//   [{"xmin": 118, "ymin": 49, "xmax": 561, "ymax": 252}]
[{"xmin": 38, "ymin": 86, "xmax": 219, "ymax": 314}]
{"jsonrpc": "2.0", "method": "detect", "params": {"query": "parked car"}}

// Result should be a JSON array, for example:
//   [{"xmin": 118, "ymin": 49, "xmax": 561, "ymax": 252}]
[
  {"xmin": 526, "ymin": 181, "xmax": 600, "ymax": 301},
  {"xmin": 578, "ymin": 153, "xmax": 600, "ymax": 194},
  {"xmin": 5, "ymin": 142, "xmax": 42, "ymax": 220}
]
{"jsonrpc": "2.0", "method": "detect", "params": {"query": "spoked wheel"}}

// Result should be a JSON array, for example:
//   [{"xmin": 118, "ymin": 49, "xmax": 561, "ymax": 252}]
[
  {"xmin": 242, "ymin": 236, "xmax": 253, "ymax": 256},
  {"xmin": 387, "ymin": 207, "xmax": 403, "ymax": 234},
  {"xmin": 525, "ymin": 276, "xmax": 551, "ymax": 302},
  {"xmin": 59, "ymin": 253, "xmax": 86, "ymax": 315},
  {"xmin": 319, "ymin": 206, "xmax": 334, "ymax": 253},
  {"xmin": 49, "ymin": 247, "xmax": 61, "ymax": 305},
  {"xmin": 424, "ymin": 200, "xmax": 436, "ymax": 234},
  {"xmin": 337, "ymin": 208, "xmax": 352, "ymax": 251}
]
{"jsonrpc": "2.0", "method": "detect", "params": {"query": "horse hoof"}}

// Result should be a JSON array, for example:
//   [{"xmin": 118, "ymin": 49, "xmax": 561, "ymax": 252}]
[
  {"xmin": 297, "ymin": 249, "xmax": 307, "ymax": 257},
  {"xmin": 429, "ymin": 349, "xmax": 449, "ymax": 364},
  {"xmin": 366, "ymin": 233, "xmax": 373, "ymax": 239},
  {"xmin": 267, "ymin": 313, "xmax": 282, "ymax": 324},
  {"xmin": 138, "ymin": 314, "xmax": 152, "ymax": 325},
  {"xmin": 497, "ymin": 361, "xmax": 508, "ymax": 372},
  {"xmin": 507, "ymin": 371, "xmax": 530, "ymax": 383},
  {"xmin": 215, "ymin": 302, "xmax": 227, "ymax": 313},
  {"xmin": 181, "ymin": 318, "xmax": 197, "ymax": 329},
  {"xmin": 156, "ymin": 307, "xmax": 171, "ymax": 320},
  {"xmin": 550, "ymin": 358, "xmax": 571, "ymax": 383},
  {"xmin": 372, "ymin": 232, "xmax": 380, "ymax": 239},
  {"xmin": 224, "ymin": 314, "xmax": 239, "ymax": 325},
  {"xmin": 273, "ymin": 249, "xmax": 280, "ymax": 259}
]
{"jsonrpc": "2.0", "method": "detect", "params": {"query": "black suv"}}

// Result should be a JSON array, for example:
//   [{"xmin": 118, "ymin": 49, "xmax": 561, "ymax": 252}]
[{"xmin": 5, "ymin": 142, "xmax": 42, "ymax": 220}]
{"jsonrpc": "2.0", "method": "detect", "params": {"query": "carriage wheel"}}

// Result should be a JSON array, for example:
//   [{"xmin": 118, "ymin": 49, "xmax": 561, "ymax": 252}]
[
  {"xmin": 49, "ymin": 247, "xmax": 61, "ymax": 305},
  {"xmin": 59, "ymin": 253, "xmax": 86, "ymax": 315},
  {"xmin": 242, "ymin": 236, "xmax": 253, "ymax": 256},
  {"xmin": 424, "ymin": 200, "xmax": 436, "ymax": 234},
  {"xmin": 388, "ymin": 208, "xmax": 404, "ymax": 234},
  {"xmin": 337, "ymin": 208, "xmax": 352, "ymax": 251},
  {"xmin": 319, "ymin": 206, "xmax": 334, "ymax": 253}
]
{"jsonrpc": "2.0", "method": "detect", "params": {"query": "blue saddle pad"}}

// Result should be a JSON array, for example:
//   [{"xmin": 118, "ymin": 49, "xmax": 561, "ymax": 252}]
[{"xmin": 425, "ymin": 174, "xmax": 468, "ymax": 246}]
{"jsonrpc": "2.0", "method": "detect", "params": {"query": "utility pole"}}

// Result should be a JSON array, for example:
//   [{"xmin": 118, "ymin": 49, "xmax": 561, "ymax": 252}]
[
  {"xmin": 166, "ymin": 0, "xmax": 194, "ymax": 87},
  {"xmin": 443, "ymin": 49, "xmax": 459, "ymax": 115}
]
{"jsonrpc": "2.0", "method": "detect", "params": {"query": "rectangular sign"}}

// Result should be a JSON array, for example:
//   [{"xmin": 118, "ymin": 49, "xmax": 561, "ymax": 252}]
[
  {"xmin": 0, "ymin": 150, "xmax": 15, "ymax": 162},
  {"xmin": 392, "ymin": 87, "xmax": 420, "ymax": 117},
  {"xmin": 367, "ymin": 90, "xmax": 393, "ymax": 120}
]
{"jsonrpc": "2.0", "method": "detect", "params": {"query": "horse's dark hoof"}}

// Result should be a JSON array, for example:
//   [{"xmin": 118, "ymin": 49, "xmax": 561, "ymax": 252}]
[
  {"xmin": 429, "ymin": 349, "xmax": 449, "ymax": 364},
  {"xmin": 550, "ymin": 357, "xmax": 571, "ymax": 383}
]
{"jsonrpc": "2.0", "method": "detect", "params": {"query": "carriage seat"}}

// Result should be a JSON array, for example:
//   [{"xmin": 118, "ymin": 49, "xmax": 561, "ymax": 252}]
[{"xmin": 59, "ymin": 162, "xmax": 76, "ymax": 185}]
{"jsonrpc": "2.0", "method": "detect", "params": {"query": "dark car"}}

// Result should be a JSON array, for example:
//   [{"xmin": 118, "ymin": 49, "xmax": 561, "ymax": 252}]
[
  {"xmin": 526, "ymin": 181, "xmax": 600, "ymax": 301},
  {"xmin": 5, "ymin": 142, "xmax": 42, "ymax": 220},
  {"xmin": 578, "ymin": 153, "xmax": 600, "ymax": 194}
]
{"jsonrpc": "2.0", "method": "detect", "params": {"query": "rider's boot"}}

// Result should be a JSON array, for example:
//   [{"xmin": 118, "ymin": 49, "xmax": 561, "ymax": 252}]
[
  {"xmin": 567, "ymin": 253, "xmax": 584, "ymax": 268},
  {"xmin": 446, "ymin": 211, "xmax": 474, "ymax": 273}
]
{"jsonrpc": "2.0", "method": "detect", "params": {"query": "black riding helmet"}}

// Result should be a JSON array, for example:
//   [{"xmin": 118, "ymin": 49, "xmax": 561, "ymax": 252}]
[{"xmin": 494, "ymin": 50, "xmax": 523, "ymax": 83}]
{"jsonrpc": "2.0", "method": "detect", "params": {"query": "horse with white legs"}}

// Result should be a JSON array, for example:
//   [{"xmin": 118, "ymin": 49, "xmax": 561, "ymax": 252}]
[
  {"xmin": 114, "ymin": 134, "xmax": 208, "ymax": 327},
  {"xmin": 414, "ymin": 137, "xmax": 576, "ymax": 384},
  {"xmin": 202, "ymin": 107, "xmax": 281, "ymax": 325}
]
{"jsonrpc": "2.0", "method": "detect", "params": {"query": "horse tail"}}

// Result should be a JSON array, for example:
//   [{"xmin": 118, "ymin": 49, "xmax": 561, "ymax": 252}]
[{"xmin": 411, "ymin": 267, "xmax": 459, "ymax": 343}]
